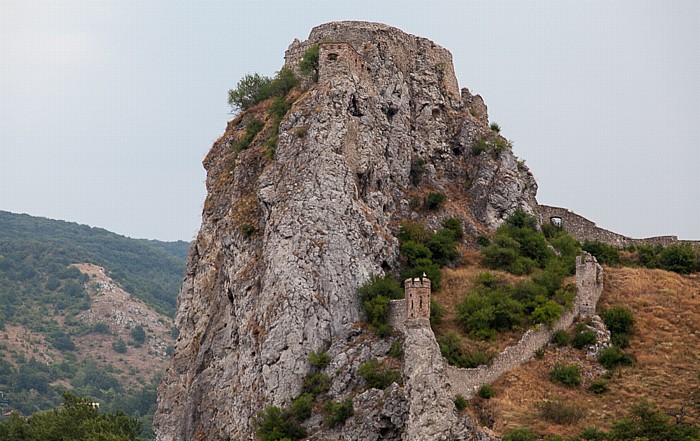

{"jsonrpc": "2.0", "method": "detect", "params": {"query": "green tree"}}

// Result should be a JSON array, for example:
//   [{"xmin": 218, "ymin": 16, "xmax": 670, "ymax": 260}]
[
  {"xmin": 0, "ymin": 392, "xmax": 143, "ymax": 441},
  {"xmin": 298, "ymin": 44, "xmax": 320, "ymax": 82},
  {"xmin": 658, "ymin": 243, "xmax": 698, "ymax": 274},
  {"xmin": 131, "ymin": 325, "xmax": 146, "ymax": 344}
]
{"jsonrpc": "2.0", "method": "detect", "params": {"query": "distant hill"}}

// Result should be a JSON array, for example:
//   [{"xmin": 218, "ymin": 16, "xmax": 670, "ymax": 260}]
[
  {"xmin": 0, "ymin": 210, "xmax": 189, "ymax": 318},
  {"xmin": 0, "ymin": 211, "xmax": 189, "ymax": 439}
]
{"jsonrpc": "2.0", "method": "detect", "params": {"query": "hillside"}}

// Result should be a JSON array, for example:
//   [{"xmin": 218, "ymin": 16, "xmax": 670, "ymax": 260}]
[
  {"xmin": 477, "ymin": 266, "xmax": 700, "ymax": 438},
  {"xmin": 0, "ymin": 210, "xmax": 189, "ymax": 317},
  {"xmin": 0, "ymin": 211, "xmax": 188, "ymax": 438}
]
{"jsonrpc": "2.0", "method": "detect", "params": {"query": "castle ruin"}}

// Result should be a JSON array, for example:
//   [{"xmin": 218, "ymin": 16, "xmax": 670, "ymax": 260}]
[{"xmin": 389, "ymin": 251, "xmax": 607, "ymax": 399}]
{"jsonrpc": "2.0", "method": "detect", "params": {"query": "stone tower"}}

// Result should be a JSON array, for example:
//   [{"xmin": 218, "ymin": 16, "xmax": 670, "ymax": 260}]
[
  {"xmin": 404, "ymin": 274, "xmax": 431, "ymax": 324},
  {"xmin": 576, "ymin": 252, "xmax": 603, "ymax": 316}
]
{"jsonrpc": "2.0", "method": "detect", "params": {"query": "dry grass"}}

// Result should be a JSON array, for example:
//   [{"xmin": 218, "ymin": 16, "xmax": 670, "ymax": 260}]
[
  {"xmin": 485, "ymin": 266, "xmax": 700, "ymax": 438},
  {"xmin": 431, "ymin": 263, "xmax": 552, "ymax": 354}
]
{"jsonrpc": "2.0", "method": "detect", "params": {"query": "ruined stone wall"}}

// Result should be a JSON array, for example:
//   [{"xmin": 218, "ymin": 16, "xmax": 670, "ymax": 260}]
[
  {"xmin": 445, "ymin": 252, "xmax": 602, "ymax": 398},
  {"xmin": 537, "ymin": 205, "xmax": 629, "ymax": 246},
  {"xmin": 318, "ymin": 42, "xmax": 369, "ymax": 83},
  {"xmin": 388, "ymin": 299, "xmax": 406, "ymax": 333},
  {"xmin": 446, "ymin": 307, "xmax": 579, "ymax": 398},
  {"xmin": 538, "ymin": 205, "xmax": 699, "ymax": 248},
  {"xmin": 576, "ymin": 252, "xmax": 603, "ymax": 316}
]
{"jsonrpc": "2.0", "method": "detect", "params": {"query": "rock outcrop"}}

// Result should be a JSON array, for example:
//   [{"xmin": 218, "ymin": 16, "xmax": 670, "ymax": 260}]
[{"xmin": 155, "ymin": 21, "xmax": 536, "ymax": 440}]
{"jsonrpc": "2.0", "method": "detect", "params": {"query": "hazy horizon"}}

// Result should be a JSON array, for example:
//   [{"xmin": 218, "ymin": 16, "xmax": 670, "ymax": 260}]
[{"xmin": 2, "ymin": 1, "xmax": 699, "ymax": 241}]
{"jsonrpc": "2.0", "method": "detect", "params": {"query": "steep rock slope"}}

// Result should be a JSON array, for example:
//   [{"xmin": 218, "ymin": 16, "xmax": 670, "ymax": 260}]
[{"xmin": 155, "ymin": 21, "xmax": 536, "ymax": 440}]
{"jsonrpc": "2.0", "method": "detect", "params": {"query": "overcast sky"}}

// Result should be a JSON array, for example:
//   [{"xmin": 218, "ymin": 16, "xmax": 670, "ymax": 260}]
[{"xmin": 1, "ymin": 1, "xmax": 698, "ymax": 241}]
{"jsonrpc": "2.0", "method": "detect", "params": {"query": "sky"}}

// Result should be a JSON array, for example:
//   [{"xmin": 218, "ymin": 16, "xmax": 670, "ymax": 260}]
[{"xmin": 1, "ymin": 1, "xmax": 699, "ymax": 242}]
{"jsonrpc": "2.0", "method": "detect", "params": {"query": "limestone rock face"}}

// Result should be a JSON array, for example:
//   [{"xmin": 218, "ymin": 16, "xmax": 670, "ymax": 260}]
[{"xmin": 154, "ymin": 21, "xmax": 536, "ymax": 440}]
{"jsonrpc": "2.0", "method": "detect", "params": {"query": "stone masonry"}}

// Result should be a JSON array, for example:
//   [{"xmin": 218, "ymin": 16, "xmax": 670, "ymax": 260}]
[
  {"xmin": 576, "ymin": 252, "xmax": 603, "ymax": 317},
  {"xmin": 390, "ymin": 252, "xmax": 606, "ymax": 400},
  {"xmin": 538, "ymin": 205, "xmax": 699, "ymax": 248}
]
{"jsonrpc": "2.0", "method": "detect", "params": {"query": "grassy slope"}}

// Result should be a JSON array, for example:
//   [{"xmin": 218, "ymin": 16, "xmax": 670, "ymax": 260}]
[{"xmin": 477, "ymin": 266, "xmax": 700, "ymax": 438}]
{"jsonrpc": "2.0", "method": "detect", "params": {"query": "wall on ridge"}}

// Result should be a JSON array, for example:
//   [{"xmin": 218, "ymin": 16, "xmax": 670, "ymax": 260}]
[{"xmin": 538, "ymin": 205, "xmax": 698, "ymax": 247}]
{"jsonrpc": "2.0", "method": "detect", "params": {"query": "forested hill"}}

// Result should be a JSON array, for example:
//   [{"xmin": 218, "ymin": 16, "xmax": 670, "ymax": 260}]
[{"xmin": 0, "ymin": 210, "xmax": 189, "ymax": 318}]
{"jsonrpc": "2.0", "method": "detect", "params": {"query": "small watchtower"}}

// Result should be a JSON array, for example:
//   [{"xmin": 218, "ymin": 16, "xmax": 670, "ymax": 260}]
[{"xmin": 404, "ymin": 274, "xmax": 431, "ymax": 324}]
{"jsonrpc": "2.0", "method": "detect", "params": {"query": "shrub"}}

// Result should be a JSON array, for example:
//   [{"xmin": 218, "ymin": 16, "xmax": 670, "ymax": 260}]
[
  {"xmin": 476, "ymin": 234, "xmax": 491, "ymax": 247},
  {"xmin": 582, "ymin": 240, "xmax": 620, "ymax": 265},
  {"xmin": 409, "ymin": 158, "xmax": 426, "ymax": 186},
  {"xmin": 299, "ymin": 44, "xmax": 320, "ymax": 82},
  {"xmin": 256, "ymin": 405, "xmax": 307, "ymax": 441},
  {"xmin": 427, "ymin": 229, "xmax": 460, "ymax": 265},
  {"xmin": 600, "ymin": 305, "xmax": 635, "ymax": 347},
  {"xmin": 478, "ymin": 384, "xmax": 495, "ymax": 399},
  {"xmin": 290, "ymin": 393, "xmax": 313, "ymax": 421},
  {"xmin": 610, "ymin": 400, "xmax": 699, "ymax": 440},
  {"xmin": 400, "ymin": 241, "xmax": 432, "ymax": 265},
  {"xmin": 538, "ymin": 400, "xmax": 586, "ymax": 424},
  {"xmin": 454, "ymin": 394, "xmax": 468, "ymax": 411},
  {"xmin": 323, "ymin": 398, "xmax": 353, "ymax": 427},
  {"xmin": 588, "ymin": 380, "xmax": 609, "ymax": 394},
  {"xmin": 302, "ymin": 372, "xmax": 330, "ymax": 398},
  {"xmin": 456, "ymin": 278, "xmax": 524, "ymax": 340},
  {"xmin": 357, "ymin": 275, "xmax": 403, "ymax": 336},
  {"xmin": 442, "ymin": 217, "xmax": 464, "ymax": 239},
  {"xmin": 241, "ymin": 224, "xmax": 255, "ymax": 237},
  {"xmin": 228, "ymin": 73, "xmax": 273, "ymax": 112},
  {"xmin": 438, "ymin": 332, "xmax": 465, "ymax": 366},
  {"xmin": 388, "ymin": 341, "xmax": 403, "ymax": 358},
  {"xmin": 424, "ymin": 192, "xmax": 447, "ymax": 210},
  {"xmin": 531, "ymin": 300, "xmax": 563, "ymax": 328},
  {"xmin": 430, "ymin": 298, "xmax": 445, "ymax": 327},
  {"xmin": 597, "ymin": 346, "xmax": 634, "ymax": 369},
  {"xmin": 550, "ymin": 363, "xmax": 581, "ymax": 387},
  {"xmin": 234, "ymin": 118, "xmax": 265, "ymax": 151},
  {"xmin": 578, "ymin": 427, "xmax": 608, "ymax": 441},
  {"xmin": 358, "ymin": 359, "xmax": 402, "ymax": 390},
  {"xmin": 308, "ymin": 351, "xmax": 331, "ymax": 370},
  {"xmin": 658, "ymin": 243, "xmax": 698, "ymax": 274},
  {"xmin": 438, "ymin": 333, "xmax": 495, "ymax": 368},
  {"xmin": 268, "ymin": 96, "xmax": 292, "ymax": 120},
  {"xmin": 471, "ymin": 139, "xmax": 488, "ymax": 156},
  {"xmin": 112, "ymin": 338, "xmax": 127, "ymax": 354},
  {"xmin": 90, "ymin": 322, "xmax": 111, "ymax": 334},
  {"xmin": 130, "ymin": 324, "xmax": 146, "ymax": 344},
  {"xmin": 228, "ymin": 67, "xmax": 298, "ymax": 113},
  {"xmin": 398, "ymin": 222, "xmax": 431, "ymax": 244},
  {"xmin": 490, "ymin": 122, "xmax": 501, "ymax": 132},
  {"xmin": 572, "ymin": 323, "xmax": 596, "ymax": 349},
  {"xmin": 534, "ymin": 348, "xmax": 545, "ymax": 359},
  {"xmin": 503, "ymin": 428, "xmax": 538, "ymax": 441},
  {"xmin": 552, "ymin": 329, "xmax": 570, "ymax": 346}
]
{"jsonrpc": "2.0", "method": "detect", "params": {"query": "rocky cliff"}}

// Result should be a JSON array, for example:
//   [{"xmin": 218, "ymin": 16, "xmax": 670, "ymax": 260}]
[{"xmin": 154, "ymin": 21, "xmax": 537, "ymax": 440}]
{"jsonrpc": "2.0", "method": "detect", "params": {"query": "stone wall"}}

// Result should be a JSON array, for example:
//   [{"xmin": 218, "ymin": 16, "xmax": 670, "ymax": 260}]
[
  {"xmin": 318, "ymin": 43, "xmax": 368, "ymax": 82},
  {"xmin": 576, "ymin": 252, "xmax": 603, "ymax": 316},
  {"xmin": 444, "ymin": 252, "xmax": 602, "ymax": 399},
  {"xmin": 538, "ymin": 205, "xmax": 699, "ymax": 248},
  {"xmin": 446, "ymin": 307, "xmax": 579, "ymax": 398},
  {"xmin": 388, "ymin": 299, "xmax": 406, "ymax": 333}
]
